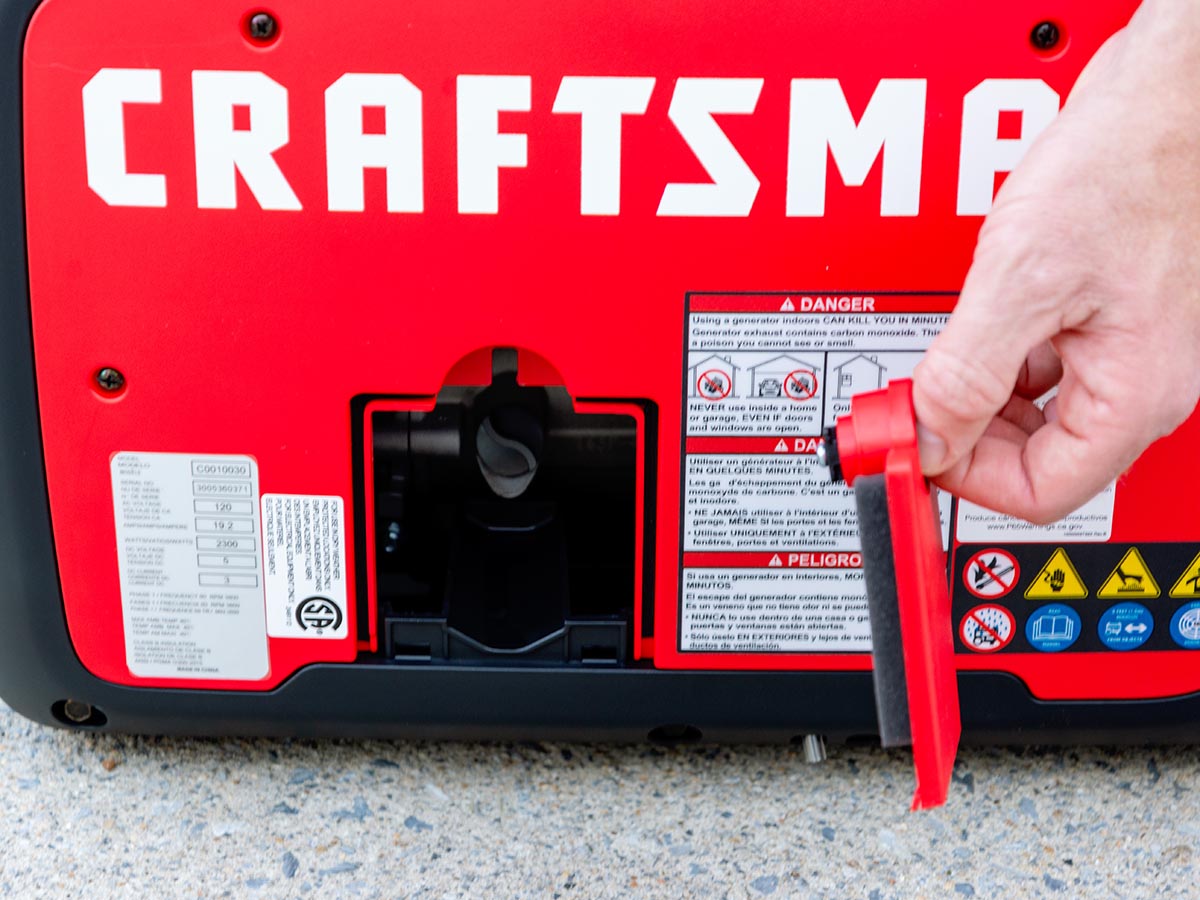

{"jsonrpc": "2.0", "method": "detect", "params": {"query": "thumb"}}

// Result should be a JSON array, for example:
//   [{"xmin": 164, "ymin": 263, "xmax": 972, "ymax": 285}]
[{"xmin": 912, "ymin": 262, "xmax": 1057, "ymax": 476}]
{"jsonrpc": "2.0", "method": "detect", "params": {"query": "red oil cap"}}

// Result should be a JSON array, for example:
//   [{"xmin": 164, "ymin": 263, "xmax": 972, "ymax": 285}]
[{"xmin": 823, "ymin": 379, "xmax": 961, "ymax": 810}]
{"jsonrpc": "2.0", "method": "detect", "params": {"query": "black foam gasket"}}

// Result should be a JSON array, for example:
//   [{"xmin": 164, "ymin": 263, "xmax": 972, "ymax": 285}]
[{"xmin": 855, "ymin": 474, "xmax": 912, "ymax": 747}]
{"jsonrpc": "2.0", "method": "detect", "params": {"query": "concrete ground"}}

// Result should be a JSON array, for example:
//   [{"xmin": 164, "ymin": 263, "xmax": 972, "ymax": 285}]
[{"xmin": 0, "ymin": 697, "xmax": 1195, "ymax": 899}]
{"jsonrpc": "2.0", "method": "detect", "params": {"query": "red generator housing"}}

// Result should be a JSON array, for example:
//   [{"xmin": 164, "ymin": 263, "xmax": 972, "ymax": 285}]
[{"xmin": 3, "ymin": 0, "xmax": 1200, "ymax": 744}]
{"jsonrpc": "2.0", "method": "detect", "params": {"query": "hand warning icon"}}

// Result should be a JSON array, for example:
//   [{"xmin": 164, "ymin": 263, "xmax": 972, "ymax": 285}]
[{"xmin": 1025, "ymin": 548, "xmax": 1088, "ymax": 601}]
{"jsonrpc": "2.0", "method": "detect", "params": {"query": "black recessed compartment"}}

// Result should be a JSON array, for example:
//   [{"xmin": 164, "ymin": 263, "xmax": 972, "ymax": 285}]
[{"xmin": 368, "ymin": 349, "xmax": 645, "ymax": 667}]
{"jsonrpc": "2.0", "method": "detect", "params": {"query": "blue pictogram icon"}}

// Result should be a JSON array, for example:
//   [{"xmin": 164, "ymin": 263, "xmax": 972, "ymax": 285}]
[
  {"xmin": 1025, "ymin": 604, "xmax": 1081, "ymax": 652},
  {"xmin": 1097, "ymin": 602, "xmax": 1153, "ymax": 651},
  {"xmin": 1170, "ymin": 602, "xmax": 1200, "ymax": 649}
]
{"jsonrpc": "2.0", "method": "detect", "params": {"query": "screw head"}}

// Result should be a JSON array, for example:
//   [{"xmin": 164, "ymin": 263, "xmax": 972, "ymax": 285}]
[
  {"xmin": 247, "ymin": 11, "xmax": 277, "ymax": 42},
  {"xmin": 62, "ymin": 699, "xmax": 94, "ymax": 723},
  {"xmin": 1031, "ymin": 20, "xmax": 1061, "ymax": 51},
  {"xmin": 95, "ymin": 367, "xmax": 125, "ymax": 393}
]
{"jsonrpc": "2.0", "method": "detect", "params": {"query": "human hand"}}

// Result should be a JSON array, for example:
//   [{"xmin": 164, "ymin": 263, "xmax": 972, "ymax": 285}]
[{"xmin": 913, "ymin": 0, "xmax": 1200, "ymax": 524}]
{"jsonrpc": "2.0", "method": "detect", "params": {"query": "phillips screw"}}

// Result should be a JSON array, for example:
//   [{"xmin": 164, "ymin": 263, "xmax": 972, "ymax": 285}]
[
  {"xmin": 247, "ymin": 11, "xmax": 278, "ymax": 43},
  {"xmin": 1031, "ymin": 21, "xmax": 1061, "ymax": 51},
  {"xmin": 95, "ymin": 367, "xmax": 125, "ymax": 393}
]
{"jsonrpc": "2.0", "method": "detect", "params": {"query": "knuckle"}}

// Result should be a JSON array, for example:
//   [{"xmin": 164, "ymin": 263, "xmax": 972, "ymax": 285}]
[
  {"xmin": 915, "ymin": 348, "xmax": 1014, "ymax": 433},
  {"xmin": 1021, "ymin": 474, "xmax": 1082, "ymax": 526},
  {"xmin": 972, "ymin": 208, "xmax": 1092, "ymax": 318},
  {"xmin": 975, "ymin": 203, "xmax": 1053, "ymax": 264}
]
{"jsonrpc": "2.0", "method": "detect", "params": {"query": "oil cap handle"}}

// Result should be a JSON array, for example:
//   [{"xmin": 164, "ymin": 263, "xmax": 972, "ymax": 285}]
[{"xmin": 819, "ymin": 378, "xmax": 961, "ymax": 810}]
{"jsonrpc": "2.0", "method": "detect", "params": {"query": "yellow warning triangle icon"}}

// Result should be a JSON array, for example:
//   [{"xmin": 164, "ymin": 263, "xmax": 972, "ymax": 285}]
[
  {"xmin": 1025, "ymin": 547, "xmax": 1088, "ymax": 600},
  {"xmin": 1169, "ymin": 551, "xmax": 1200, "ymax": 599},
  {"xmin": 1097, "ymin": 548, "xmax": 1160, "ymax": 599}
]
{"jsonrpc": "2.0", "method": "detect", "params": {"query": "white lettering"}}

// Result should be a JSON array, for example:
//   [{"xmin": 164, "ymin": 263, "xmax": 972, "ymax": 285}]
[
  {"xmin": 81, "ymin": 68, "xmax": 166, "ymax": 207},
  {"xmin": 325, "ymin": 73, "xmax": 424, "ymax": 213},
  {"xmin": 457, "ymin": 75, "xmax": 531, "ymax": 214},
  {"xmin": 787, "ymin": 78, "xmax": 926, "ymax": 216},
  {"xmin": 957, "ymin": 78, "xmax": 1059, "ymax": 215},
  {"xmin": 657, "ymin": 78, "xmax": 763, "ymax": 217},
  {"xmin": 81, "ymin": 69, "xmax": 1062, "ymax": 220},
  {"xmin": 799, "ymin": 295, "xmax": 877, "ymax": 312},
  {"xmin": 192, "ymin": 71, "xmax": 301, "ymax": 210},
  {"xmin": 552, "ymin": 76, "xmax": 655, "ymax": 215}
]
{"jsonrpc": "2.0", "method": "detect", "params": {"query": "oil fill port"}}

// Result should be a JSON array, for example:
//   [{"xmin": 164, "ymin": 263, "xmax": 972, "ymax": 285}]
[{"xmin": 369, "ymin": 349, "xmax": 644, "ymax": 666}]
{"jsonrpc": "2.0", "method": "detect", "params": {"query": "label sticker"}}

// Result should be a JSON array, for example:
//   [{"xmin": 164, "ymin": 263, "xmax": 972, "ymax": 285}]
[
  {"xmin": 680, "ymin": 562, "xmax": 869, "ymax": 652},
  {"xmin": 1026, "ymin": 603, "xmax": 1081, "ymax": 652},
  {"xmin": 1097, "ymin": 548, "xmax": 1160, "ymax": 600},
  {"xmin": 1169, "ymin": 552, "xmax": 1200, "ymax": 600},
  {"xmin": 959, "ymin": 604, "xmax": 1015, "ymax": 653},
  {"xmin": 1024, "ymin": 547, "xmax": 1088, "ymax": 601},
  {"xmin": 110, "ymin": 452, "xmax": 269, "ymax": 680},
  {"xmin": 954, "ymin": 543, "xmax": 1200, "ymax": 658},
  {"xmin": 679, "ymin": 293, "xmax": 952, "ymax": 653},
  {"xmin": 1097, "ymin": 602, "xmax": 1153, "ymax": 651},
  {"xmin": 1171, "ymin": 602, "xmax": 1200, "ymax": 648},
  {"xmin": 963, "ymin": 548, "xmax": 1020, "ymax": 599},
  {"xmin": 955, "ymin": 483, "xmax": 1115, "ymax": 544},
  {"xmin": 262, "ymin": 495, "xmax": 348, "ymax": 639}
]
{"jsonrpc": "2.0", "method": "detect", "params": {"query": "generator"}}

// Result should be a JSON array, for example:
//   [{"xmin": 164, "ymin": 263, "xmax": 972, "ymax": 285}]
[{"xmin": 3, "ymin": 0, "xmax": 1198, "ymax": 804}]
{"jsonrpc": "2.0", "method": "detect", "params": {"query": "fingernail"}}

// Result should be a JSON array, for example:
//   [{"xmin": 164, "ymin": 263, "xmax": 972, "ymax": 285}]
[{"xmin": 916, "ymin": 423, "xmax": 948, "ymax": 474}]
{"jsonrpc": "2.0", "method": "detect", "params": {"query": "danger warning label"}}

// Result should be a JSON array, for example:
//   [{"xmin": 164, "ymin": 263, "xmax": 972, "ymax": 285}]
[
  {"xmin": 681, "ymin": 567, "xmax": 869, "ymax": 652},
  {"xmin": 679, "ymin": 293, "xmax": 954, "ymax": 654},
  {"xmin": 683, "ymin": 453, "xmax": 859, "ymax": 551}
]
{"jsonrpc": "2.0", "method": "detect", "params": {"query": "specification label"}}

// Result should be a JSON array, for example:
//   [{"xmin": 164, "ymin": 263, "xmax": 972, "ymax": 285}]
[
  {"xmin": 263, "ymin": 494, "xmax": 348, "ymax": 639},
  {"xmin": 111, "ymin": 452, "xmax": 269, "ymax": 680},
  {"xmin": 680, "ymin": 293, "xmax": 953, "ymax": 653}
]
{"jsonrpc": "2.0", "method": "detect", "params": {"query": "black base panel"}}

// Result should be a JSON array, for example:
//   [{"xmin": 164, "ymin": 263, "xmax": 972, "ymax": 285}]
[{"xmin": 7, "ymin": 654, "xmax": 1200, "ymax": 746}]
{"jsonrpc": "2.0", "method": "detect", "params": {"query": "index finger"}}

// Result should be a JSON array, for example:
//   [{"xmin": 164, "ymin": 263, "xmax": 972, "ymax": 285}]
[{"xmin": 933, "ymin": 404, "xmax": 1139, "ymax": 525}]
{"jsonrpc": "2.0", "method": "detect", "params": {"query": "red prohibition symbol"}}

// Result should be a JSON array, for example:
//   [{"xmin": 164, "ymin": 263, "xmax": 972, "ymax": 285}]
[
  {"xmin": 964, "ymin": 548, "xmax": 1020, "ymax": 599},
  {"xmin": 697, "ymin": 369, "xmax": 732, "ymax": 401},
  {"xmin": 960, "ymin": 604, "xmax": 1016, "ymax": 653},
  {"xmin": 783, "ymin": 368, "xmax": 819, "ymax": 401}
]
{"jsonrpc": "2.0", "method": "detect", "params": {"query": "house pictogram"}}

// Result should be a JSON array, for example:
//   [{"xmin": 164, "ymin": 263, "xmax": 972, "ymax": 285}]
[
  {"xmin": 687, "ymin": 354, "xmax": 739, "ymax": 400},
  {"xmin": 832, "ymin": 354, "xmax": 887, "ymax": 399},
  {"xmin": 744, "ymin": 355, "xmax": 819, "ymax": 399}
]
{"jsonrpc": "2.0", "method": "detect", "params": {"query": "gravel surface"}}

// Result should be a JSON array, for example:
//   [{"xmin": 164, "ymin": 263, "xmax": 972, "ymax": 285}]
[{"xmin": 1, "ymin": 697, "xmax": 1196, "ymax": 898}]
